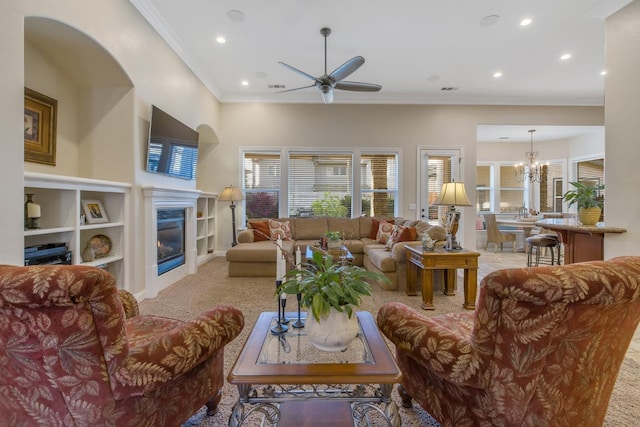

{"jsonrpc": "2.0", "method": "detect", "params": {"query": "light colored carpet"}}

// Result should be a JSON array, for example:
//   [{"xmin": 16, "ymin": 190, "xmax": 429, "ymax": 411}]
[{"xmin": 137, "ymin": 252, "xmax": 640, "ymax": 426}]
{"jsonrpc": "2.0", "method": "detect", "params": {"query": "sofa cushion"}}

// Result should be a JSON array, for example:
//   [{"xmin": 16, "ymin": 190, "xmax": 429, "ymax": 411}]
[
  {"xmin": 364, "ymin": 247, "xmax": 396, "ymax": 273},
  {"xmin": 368, "ymin": 217, "xmax": 395, "ymax": 239},
  {"xmin": 416, "ymin": 223, "xmax": 447, "ymax": 242},
  {"xmin": 327, "ymin": 217, "xmax": 361, "ymax": 241},
  {"xmin": 359, "ymin": 216, "xmax": 373, "ymax": 238},
  {"xmin": 268, "ymin": 219, "xmax": 292, "ymax": 240},
  {"xmin": 248, "ymin": 220, "xmax": 270, "ymax": 241},
  {"xmin": 294, "ymin": 217, "xmax": 329, "ymax": 240},
  {"xmin": 226, "ymin": 240, "xmax": 295, "ymax": 262}
]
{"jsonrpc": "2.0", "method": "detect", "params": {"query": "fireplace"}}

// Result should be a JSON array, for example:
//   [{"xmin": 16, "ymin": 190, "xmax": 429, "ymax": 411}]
[
  {"xmin": 144, "ymin": 186, "xmax": 199, "ymax": 299},
  {"xmin": 157, "ymin": 209, "xmax": 185, "ymax": 275}
]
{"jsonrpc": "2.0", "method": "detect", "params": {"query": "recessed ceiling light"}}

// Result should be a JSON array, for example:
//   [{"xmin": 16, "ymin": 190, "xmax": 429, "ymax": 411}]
[
  {"xmin": 241, "ymin": 81, "xmax": 249, "ymax": 86},
  {"xmin": 600, "ymin": 70, "xmax": 607, "ymax": 76},
  {"xmin": 520, "ymin": 18, "xmax": 532, "ymax": 26},
  {"xmin": 227, "ymin": 10, "xmax": 245, "ymax": 22},
  {"xmin": 216, "ymin": 36, "xmax": 226, "ymax": 44},
  {"xmin": 493, "ymin": 72, "xmax": 503, "ymax": 78},
  {"xmin": 480, "ymin": 15, "xmax": 500, "ymax": 27},
  {"xmin": 560, "ymin": 53, "xmax": 572, "ymax": 61}
]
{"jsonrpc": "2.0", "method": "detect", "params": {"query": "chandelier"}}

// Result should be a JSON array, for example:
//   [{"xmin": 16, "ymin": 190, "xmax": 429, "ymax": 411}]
[{"xmin": 515, "ymin": 129, "xmax": 543, "ymax": 183}]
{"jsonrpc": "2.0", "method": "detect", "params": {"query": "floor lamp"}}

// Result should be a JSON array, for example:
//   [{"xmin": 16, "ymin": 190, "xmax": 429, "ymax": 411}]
[
  {"xmin": 432, "ymin": 182, "xmax": 472, "ymax": 251},
  {"xmin": 219, "ymin": 186, "xmax": 244, "ymax": 247}
]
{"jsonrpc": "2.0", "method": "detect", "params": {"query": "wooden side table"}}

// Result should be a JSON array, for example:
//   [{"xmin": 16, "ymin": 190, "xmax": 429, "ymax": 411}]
[{"xmin": 405, "ymin": 246, "xmax": 480, "ymax": 310}]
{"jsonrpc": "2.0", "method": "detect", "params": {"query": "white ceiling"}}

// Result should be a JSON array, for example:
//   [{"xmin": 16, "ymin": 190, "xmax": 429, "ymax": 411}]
[{"xmin": 131, "ymin": 0, "xmax": 632, "ymax": 106}]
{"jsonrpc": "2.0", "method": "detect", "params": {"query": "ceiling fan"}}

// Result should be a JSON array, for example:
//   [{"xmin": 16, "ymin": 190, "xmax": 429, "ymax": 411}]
[{"xmin": 276, "ymin": 27, "xmax": 382, "ymax": 104}]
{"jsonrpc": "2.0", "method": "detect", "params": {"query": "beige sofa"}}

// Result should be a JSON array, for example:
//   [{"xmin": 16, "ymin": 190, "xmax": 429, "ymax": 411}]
[{"xmin": 225, "ymin": 216, "xmax": 446, "ymax": 291}]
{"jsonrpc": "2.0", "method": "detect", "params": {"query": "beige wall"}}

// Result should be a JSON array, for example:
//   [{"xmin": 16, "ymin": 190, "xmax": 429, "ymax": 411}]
[
  {"xmin": 217, "ymin": 104, "xmax": 603, "ymax": 250},
  {"xmin": 605, "ymin": 0, "xmax": 640, "ymax": 258}
]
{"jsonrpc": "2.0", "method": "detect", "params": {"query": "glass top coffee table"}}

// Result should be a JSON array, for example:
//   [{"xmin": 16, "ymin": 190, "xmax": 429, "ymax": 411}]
[{"xmin": 227, "ymin": 311, "xmax": 401, "ymax": 426}]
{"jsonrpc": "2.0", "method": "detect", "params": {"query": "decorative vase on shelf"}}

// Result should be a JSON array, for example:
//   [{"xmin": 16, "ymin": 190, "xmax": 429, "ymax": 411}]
[{"xmin": 305, "ymin": 307, "xmax": 359, "ymax": 352}]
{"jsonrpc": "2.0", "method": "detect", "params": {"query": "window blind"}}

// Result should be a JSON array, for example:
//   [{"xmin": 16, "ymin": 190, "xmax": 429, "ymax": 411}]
[{"xmin": 243, "ymin": 152, "xmax": 280, "ymax": 219}]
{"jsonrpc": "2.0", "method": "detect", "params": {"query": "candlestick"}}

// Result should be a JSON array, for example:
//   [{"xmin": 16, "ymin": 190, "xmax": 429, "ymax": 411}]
[
  {"xmin": 271, "ymin": 279, "xmax": 288, "ymax": 335},
  {"xmin": 292, "ymin": 245, "xmax": 305, "ymax": 328},
  {"xmin": 292, "ymin": 292, "xmax": 305, "ymax": 328},
  {"xmin": 280, "ymin": 292, "xmax": 289, "ymax": 325}
]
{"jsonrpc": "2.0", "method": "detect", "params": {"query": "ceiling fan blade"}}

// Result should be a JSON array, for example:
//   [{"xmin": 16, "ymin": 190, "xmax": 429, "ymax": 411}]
[
  {"xmin": 278, "ymin": 61, "xmax": 319, "ymax": 82},
  {"xmin": 321, "ymin": 88, "xmax": 334, "ymax": 104},
  {"xmin": 335, "ymin": 81, "xmax": 382, "ymax": 92},
  {"xmin": 275, "ymin": 84, "xmax": 316, "ymax": 94},
  {"xmin": 328, "ymin": 56, "xmax": 365, "ymax": 82}
]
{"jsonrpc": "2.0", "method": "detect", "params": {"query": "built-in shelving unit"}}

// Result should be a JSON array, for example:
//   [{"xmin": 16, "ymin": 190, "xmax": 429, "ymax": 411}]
[
  {"xmin": 24, "ymin": 172, "xmax": 131, "ymax": 289},
  {"xmin": 196, "ymin": 192, "xmax": 218, "ymax": 265}
]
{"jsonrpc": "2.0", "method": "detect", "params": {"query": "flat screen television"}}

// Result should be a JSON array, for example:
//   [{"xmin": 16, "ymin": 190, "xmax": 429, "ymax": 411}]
[{"xmin": 146, "ymin": 105, "xmax": 199, "ymax": 180}]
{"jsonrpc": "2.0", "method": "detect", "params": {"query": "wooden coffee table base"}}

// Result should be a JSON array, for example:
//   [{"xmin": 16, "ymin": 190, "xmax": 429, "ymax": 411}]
[
  {"xmin": 406, "ymin": 246, "xmax": 480, "ymax": 310},
  {"xmin": 227, "ymin": 311, "xmax": 401, "ymax": 427}
]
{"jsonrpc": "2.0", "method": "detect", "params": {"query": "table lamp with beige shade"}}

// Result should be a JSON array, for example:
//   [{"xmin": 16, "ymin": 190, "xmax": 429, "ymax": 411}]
[
  {"xmin": 219, "ymin": 185, "xmax": 244, "ymax": 247},
  {"xmin": 432, "ymin": 182, "xmax": 472, "ymax": 250}
]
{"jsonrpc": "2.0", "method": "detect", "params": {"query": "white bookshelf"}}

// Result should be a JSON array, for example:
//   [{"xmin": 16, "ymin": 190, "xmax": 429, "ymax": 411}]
[
  {"xmin": 24, "ymin": 172, "xmax": 131, "ymax": 289},
  {"xmin": 196, "ymin": 192, "xmax": 218, "ymax": 265}
]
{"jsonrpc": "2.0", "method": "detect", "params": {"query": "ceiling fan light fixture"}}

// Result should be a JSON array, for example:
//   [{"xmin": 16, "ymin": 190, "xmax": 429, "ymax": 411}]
[{"xmin": 276, "ymin": 26, "xmax": 381, "ymax": 103}]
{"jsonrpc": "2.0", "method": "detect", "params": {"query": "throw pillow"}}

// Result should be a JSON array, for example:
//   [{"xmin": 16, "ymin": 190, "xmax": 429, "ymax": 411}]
[
  {"xmin": 248, "ymin": 220, "xmax": 270, "ymax": 242},
  {"xmin": 268, "ymin": 219, "xmax": 292, "ymax": 241},
  {"xmin": 396, "ymin": 226, "xmax": 417, "ymax": 243},
  {"xmin": 385, "ymin": 225, "xmax": 407, "ymax": 250},
  {"xmin": 369, "ymin": 218, "xmax": 395, "ymax": 240},
  {"xmin": 376, "ymin": 221, "xmax": 395, "ymax": 244}
]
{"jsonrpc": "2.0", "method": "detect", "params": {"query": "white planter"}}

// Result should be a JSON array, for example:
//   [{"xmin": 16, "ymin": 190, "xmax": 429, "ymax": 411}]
[
  {"xmin": 327, "ymin": 240, "xmax": 341, "ymax": 249},
  {"xmin": 305, "ymin": 307, "xmax": 359, "ymax": 352}
]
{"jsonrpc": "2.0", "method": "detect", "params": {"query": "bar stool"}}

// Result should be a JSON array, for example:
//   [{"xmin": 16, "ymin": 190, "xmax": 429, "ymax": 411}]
[{"xmin": 526, "ymin": 234, "xmax": 561, "ymax": 267}]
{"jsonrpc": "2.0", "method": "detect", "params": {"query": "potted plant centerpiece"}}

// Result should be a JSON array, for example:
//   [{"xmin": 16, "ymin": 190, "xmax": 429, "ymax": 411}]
[
  {"xmin": 563, "ymin": 181, "xmax": 605, "ymax": 225},
  {"xmin": 278, "ymin": 249, "xmax": 390, "ymax": 351},
  {"xmin": 324, "ymin": 230, "xmax": 342, "ymax": 249}
]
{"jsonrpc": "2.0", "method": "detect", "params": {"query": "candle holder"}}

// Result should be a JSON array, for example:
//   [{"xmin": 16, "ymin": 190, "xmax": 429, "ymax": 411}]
[
  {"xmin": 291, "ymin": 293, "xmax": 305, "ymax": 328},
  {"xmin": 271, "ymin": 280, "xmax": 288, "ymax": 335},
  {"xmin": 24, "ymin": 194, "xmax": 41, "ymax": 230}
]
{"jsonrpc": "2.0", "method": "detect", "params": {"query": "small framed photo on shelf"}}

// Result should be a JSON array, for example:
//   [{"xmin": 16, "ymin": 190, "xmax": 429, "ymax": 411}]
[{"xmin": 82, "ymin": 200, "xmax": 109, "ymax": 224}]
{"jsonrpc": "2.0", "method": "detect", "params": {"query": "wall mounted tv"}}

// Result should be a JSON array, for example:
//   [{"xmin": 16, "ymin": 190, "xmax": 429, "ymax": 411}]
[{"xmin": 146, "ymin": 105, "xmax": 199, "ymax": 180}]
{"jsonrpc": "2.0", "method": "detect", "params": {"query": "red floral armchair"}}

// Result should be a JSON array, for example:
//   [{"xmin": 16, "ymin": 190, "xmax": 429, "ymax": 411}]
[
  {"xmin": 0, "ymin": 264, "xmax": 244, "ymax": 426},
  {"xmin": 377, "ymin": 256, "xmax": 640, "ymax": 427}
]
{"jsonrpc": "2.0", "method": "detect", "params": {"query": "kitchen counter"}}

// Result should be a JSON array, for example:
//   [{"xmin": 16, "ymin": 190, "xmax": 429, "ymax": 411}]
[{"xmin": 535, "ymin": 218, "xmax": 626, "ymax": 264}]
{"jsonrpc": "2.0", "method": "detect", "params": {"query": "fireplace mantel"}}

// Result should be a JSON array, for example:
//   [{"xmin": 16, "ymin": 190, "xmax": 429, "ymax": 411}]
[{"xmin": 143, "ymin": 186, "xmax": 201, "ymax": 298}]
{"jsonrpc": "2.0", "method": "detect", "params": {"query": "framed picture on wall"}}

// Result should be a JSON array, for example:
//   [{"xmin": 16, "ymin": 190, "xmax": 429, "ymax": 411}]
[
  {"xmin": 24, "ymin": 87, "xmax": 57, "ymax": 166},
  {"xmin": 82, "ymin": 200, "xmax": 109, "ymax": 224}
]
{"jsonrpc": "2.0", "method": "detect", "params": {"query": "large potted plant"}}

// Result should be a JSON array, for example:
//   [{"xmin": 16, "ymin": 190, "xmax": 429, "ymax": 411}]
[
  {"xmin": 278, "ymin": 249, "xmax": 390, "ymax": 351},
  {"xmin": 563, "ymin": 181, "xmax": 605, "ymax": 225}
]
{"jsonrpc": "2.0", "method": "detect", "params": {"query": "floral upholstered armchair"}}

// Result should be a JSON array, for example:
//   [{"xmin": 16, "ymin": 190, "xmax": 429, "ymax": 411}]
[
  {"xmin": 377, "ymin": 256, "xmax": 640, "ymax": 427},
  {"xmin": 0, "ymin": 264, "xmax": 244, "ymax": 426}
]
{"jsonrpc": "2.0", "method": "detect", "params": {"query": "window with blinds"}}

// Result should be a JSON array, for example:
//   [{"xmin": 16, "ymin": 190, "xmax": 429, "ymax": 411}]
[
  {"xmin": 427, "ymin": 156, "xmax": 452, "ymax": 221},
  {"xmin": 361, "ymin": 153, "xmax": 398, "ymax": 217},
  {"xmin": 577, "ymin": 158, "xmax": 604, "ymax": 185},
  {"xmin": 499, "ymin": 165, "xmax": 524, "ymax": 213},
  {"xmin": 476, "ymin": 165, "xmax": 491, "ymax": 211},
  {"xmin": 289, "ymin": 153, "xmax": 353, "ymax": 217},
  {"xmin": 540, "ymin": 163, "xmax": 563, "ymax": 212},
  {"xmin": 243, "ymin": 152, "xmax": 281, "ymax": 219}
]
